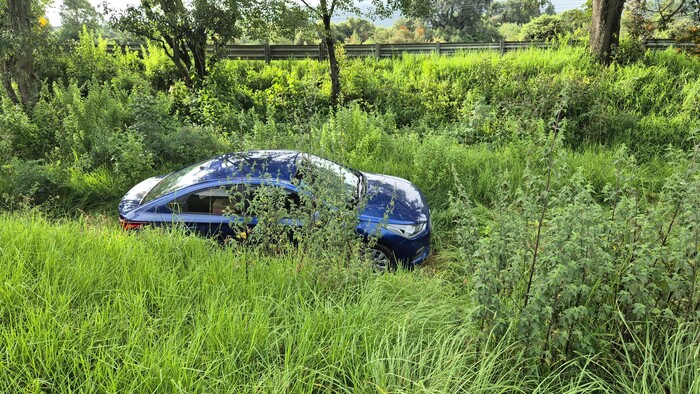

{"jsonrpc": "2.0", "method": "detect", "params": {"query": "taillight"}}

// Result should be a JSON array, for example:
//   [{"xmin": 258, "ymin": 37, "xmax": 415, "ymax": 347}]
[{"xmin": 119, "ymin": 218, "xmax": 147, "ymax": 231}]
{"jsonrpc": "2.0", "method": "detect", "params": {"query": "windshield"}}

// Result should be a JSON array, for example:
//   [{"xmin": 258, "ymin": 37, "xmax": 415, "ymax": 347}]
[
  {"xmin": 142, "ymin": 158, "xmax": 218, "ymax": 204},
  {"xmin": 295, "ymin": 154, "xmax": 363, "ymax": 201}
]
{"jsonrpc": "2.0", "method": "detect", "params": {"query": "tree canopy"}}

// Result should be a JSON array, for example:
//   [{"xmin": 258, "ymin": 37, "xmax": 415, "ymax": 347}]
[
  {"xmin": 59, "ymin": 0, "xmax": 103, "ymax": 42},
  {"xmin": 111, "ymin": 0, "xmax": 305, "ymax": 86}
]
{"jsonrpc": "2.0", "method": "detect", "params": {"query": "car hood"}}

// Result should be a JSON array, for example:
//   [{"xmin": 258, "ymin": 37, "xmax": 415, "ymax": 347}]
[
  {"xmin": 118, "ymin": 176, "xmax": 164, "ymax": 216},
  {"xmin": 360, "ymin": 173, "xmax": 429, "ymax": 223}
]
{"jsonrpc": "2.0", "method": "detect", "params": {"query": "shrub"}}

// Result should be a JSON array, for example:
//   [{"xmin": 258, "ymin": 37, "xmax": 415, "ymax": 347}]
[
  {"xmin": 0, "ymin": 100, "xmax": 43, "ymax": 160},
  {"xmin": 0, "ymin": 159, "xmax": 67, "ymax": 208},
  {"xmin": 521, "ymin": 15, "xmax": 565, "ymax": 41},
  {"xmin": 66, "ymin": 29, "xmax": 120, "ymax": 88},
  {"xmin": 142, "ymin": 42, "xmax": 180, "ymax": 91},
  {"xmin": 452, "ymin": 128, "xmax": 700, "ymax": 368},
  {"xmin": 128, "ymin": 90, "xmax": 227, "ymax": 168}
]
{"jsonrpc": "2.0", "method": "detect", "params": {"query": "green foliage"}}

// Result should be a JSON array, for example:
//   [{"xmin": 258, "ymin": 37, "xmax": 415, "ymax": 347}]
[
  {"xmin": 57, "ymin": 0, "xmax": 103, "ymax": 43},
  {"xmin": 203, "ymin": 59, "xmax": 330, "ymax": 126},
  {"xmin": 560, "ymin": 8, "xmax": 591, "ymax": 39},
  {"xmin": 332, "ymin": 17, "xmax": 376, "ymax": 43},
  {"xmin": 0, "ymin": 0, "xmax": 50, "ymax": 107},
  {"xmin": 0, "ymin": 99, "xmax": 42, "ymax": 160},
  {"xmin": 595, "ymin": 323, "xmax": 700, "ymax": 393},
  {"xmin": 2, "ymin": 38, "xmax": 700, "ymax": 391},
  {"xmin": 141, "ymin": 42, "xmax": 180, "ymax": 91},
  {"xmin": 521, "ymin": 15, "xmax": 564, "ymax": 41},
  {"xmin": 171, "ymin": 46, "xmax": 700, "ymax": 160},
  {"xmin": 111, "ymin": 0, "xmax": 304, "ymax": 86},
  {"xmin": 498, "ymin": 22, "xmax": 523, "ymax": 40},
  {"xmin": 1, "ymin": 45, "xmax": 698, "ymax": 214},
  {"xmin": 0, "ymin": 159, "xmax": 67, "ymax": 209},
  {"xmin": 0, "ymin": 213, "xmax": 480, "ymax": 392},
  {"xmin": 128, "ymin": 91, "xmax": 225, "ymax": 167},
  {"xmin": 66, "ymin": 29, "xmax": 143, "ymax": 89},
  {"xmin": 488, "ymin": 0, "xmax": 543, "ymax": 25},
  {"xmin": 451, "ymin": 130, "xmax": 700, "ymax": 367},
  {"xmin": 372, "ymin": 18, "xmax": 438, "ymax": 43},
  {"xmin": 425, "ymin": 0, "xmax": 495, "ymax": 41},
  {"xmin": 2, "ymin": 206, "xmax": 699, "ymax": 391}
]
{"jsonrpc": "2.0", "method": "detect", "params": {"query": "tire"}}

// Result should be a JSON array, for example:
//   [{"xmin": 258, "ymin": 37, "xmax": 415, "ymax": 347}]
[{"xmin": 369, "ymin": 243, "xmax": 397, "ymax": 273}]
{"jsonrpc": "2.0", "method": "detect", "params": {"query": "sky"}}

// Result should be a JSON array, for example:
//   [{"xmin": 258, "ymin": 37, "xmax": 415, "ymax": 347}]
[{"xmin": 45, "ymin": 0, "xmax": 588, "ymax": 28}]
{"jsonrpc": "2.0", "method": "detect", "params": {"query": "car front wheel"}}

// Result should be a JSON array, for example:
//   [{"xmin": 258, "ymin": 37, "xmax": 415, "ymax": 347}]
[{"xmin": 369, "ymin": 244, "xmax": 397, "ymax": 272}]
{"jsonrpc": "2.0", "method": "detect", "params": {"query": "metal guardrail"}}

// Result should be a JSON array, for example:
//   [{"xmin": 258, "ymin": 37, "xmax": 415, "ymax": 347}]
[
  {"xmin": 643, "ymin": 38, "xmax": 697, "ymax": 49},
  {"xmin": 107, "ymin": 39, "xmax": 697, "ymax": 62}
]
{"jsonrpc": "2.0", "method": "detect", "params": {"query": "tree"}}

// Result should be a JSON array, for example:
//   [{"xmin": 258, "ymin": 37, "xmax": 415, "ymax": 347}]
[
  {"xmin": 112, "ymin": 0, "xmax": 303, "ymax": 87},
  {"xmin": 373, "ymin": 18, "xmax": 436, "ymax": 43},
  {"xmin": 592, "ymin": 0, "xmax": 698, "ymax": 64},
  {"xmin": 623, "ymin": 0, "xmax": 700, "ymax": 39},
  {"xmin": 0, "ymin": 0, "xmax": 47, "ymax": 108},
  {"xmin": 298, "ymin": 0, "xmax": 431, "ymax": 109},
  {"xmin": 647, "ymin": 0, "xmax": 700, "ymax": 32},
  {"xmin": 428, "ymin": 0, "xmax": 492, "ymax": 39},
  {"xmin": 560, "ymin": 8, "xmax": 590, "ymax": 38},
  {"xmin": 488, "ymin": 0, "xmax": 546, "ymax": 25},
  {"xmin": 590, "ymin": 0, "xmax": 626, "ymax": 64},
  {"xmin": 333, "ymin": 17, "xmax": 376, "ymax": 43},
  {"xmin": 59, "ymin": 0, "xmax": 102, "ymax": 42}
]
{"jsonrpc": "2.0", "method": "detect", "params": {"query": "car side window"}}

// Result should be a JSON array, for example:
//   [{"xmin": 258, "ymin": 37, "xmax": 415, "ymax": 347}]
[
  {"xmin": 169, "ymin": 184, "xmax": 301, "ymax": 217},
  {"xmin": 169, "ymin": 186, "xmax": 241, "ymax": 215}
]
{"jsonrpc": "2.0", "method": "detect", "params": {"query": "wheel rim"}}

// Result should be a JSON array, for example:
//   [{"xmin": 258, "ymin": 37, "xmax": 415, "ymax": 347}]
[{"xmin": 370, "ymin": 248, "xmax": 391, "ymax": 272}]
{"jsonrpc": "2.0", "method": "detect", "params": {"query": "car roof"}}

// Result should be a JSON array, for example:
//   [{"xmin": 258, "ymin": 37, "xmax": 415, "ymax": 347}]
[{"xmin": 196, "ymin": 150, "xmax": 302, "ymax": 183}]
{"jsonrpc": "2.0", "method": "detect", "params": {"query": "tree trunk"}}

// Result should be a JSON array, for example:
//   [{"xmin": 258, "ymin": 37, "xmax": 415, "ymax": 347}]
[
  {"xmin": 162, "ymin": 35, "xmax": 193, "ymax": 87},
  {"xmin": 590, "ymin": 0, "xmax": 626, "ymax": 64},
  {"xmin": 322, "ymin": 13, "xmax": 340, "ymax": 110},
  {"xmin": 8, "ymin": 0, "xmax": 38, "ymax": 108},
  {"xmin": 0, "ymin": 59, "xmax": 20, "ymax": 105},
  {"xmin": 188, "ymin": 38, "xmax": 207, "ymax": 83}
]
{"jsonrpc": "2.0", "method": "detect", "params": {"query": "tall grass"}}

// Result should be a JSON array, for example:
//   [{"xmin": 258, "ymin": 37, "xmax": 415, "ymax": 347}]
[
  {"xmin": 2, "ymin": 213, "xmax": 697, "ymax": 392},
  {"xmin": 0, "ymin": 213, "xmax": 492, "ymax": 392}
]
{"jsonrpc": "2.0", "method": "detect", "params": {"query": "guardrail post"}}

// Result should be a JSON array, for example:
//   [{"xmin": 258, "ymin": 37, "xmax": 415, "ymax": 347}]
[
  {"xmin": 375, "ymin": 43, "xmax": 381, "ymax": 60},
  {"xmin": 499, "ymin": 40, "xmax": 505, "ymax": 54},
  {"xmin": 436, "ymin": 42, "xmax": 441, "ymax": 55},
  {"xmin": 319, "ymin": 42, "xmax": 325, "ymax": 61},
  {"xmin": 264, "ymin": 43, "xmax": 271, "ymax": 64}
]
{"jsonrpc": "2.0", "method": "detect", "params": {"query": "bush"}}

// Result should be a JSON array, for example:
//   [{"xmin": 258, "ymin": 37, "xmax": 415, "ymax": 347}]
[
  {"xmin": 129, "ymin": 90, "xmax": 226, "ymax": 168},
  {"xmin": 452, "ymin": 130, "xmax": 700, "ymax": 368},
  {"xmin": 66, "ymin": 29, "xmax": 120, "ymax": 88},
  {"xmin": 0, "ymin": 159, "xmax": 67, "ymax": 208},
  {"xmin": 142, "ymin": 42, "xmax": 180, "ymax": 91},
  {"xmin": 521, "ymin": 15, "xmax": 565, "ymax": 41},
  {"xmin": 0, "ymin": 100, "xmax": 43, "ymax": 160}
]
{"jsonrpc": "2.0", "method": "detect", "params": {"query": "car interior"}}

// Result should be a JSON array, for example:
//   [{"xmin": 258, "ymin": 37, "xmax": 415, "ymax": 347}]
[{"xmin": 170, "ymin": 184, "xmax": 301, "ymax": 216}]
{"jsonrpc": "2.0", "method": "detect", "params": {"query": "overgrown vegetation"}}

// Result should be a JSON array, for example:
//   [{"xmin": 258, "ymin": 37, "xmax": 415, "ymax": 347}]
[
  {"xmin": 1, "ymin": 29, "xmax": 700, "ymax": 391},
  {"xmin": 2, "ymin": 214, "xmax": 699, "ymax": 392}
]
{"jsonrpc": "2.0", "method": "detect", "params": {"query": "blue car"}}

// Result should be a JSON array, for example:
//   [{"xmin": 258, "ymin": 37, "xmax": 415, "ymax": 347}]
[{"xmin": 119, "ymin": 150, "xmax": 431, "ymax": 270}]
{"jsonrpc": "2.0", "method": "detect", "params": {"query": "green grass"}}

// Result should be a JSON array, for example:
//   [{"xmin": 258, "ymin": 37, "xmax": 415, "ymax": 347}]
[
  {"xmin": 0, "ymin": 213, "xmax": 476, "ymax": 392},
  {"xmin": 2, "ymin": 213, "xmax": 698, "ymax": 392}
]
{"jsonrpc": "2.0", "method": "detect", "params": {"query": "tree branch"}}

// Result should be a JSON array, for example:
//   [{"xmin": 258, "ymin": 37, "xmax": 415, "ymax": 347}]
[{"xmin": 298, "ymin": 0, "xmax": 322, "ymax": 17}]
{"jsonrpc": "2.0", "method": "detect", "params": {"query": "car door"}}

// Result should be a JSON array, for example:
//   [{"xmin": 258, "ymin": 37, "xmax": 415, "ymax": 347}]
[
  {"xmin": 167, "ymin": 185, "xmax": 249, "ymax": 239},
  {"xmin": 166, "ymin": 182, "xmax": 304, "ymax": 242}
]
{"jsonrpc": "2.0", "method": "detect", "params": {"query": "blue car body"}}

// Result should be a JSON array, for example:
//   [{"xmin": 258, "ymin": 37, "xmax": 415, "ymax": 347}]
[{"xmin": 119, "ymin": 150, "xmax": 431, "ymax": 267}]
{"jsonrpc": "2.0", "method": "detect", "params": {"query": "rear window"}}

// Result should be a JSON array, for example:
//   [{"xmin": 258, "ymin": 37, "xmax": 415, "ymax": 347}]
[{"xmin": 142, "ymin": 159, "xmax": 217, "ymax": 204}]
